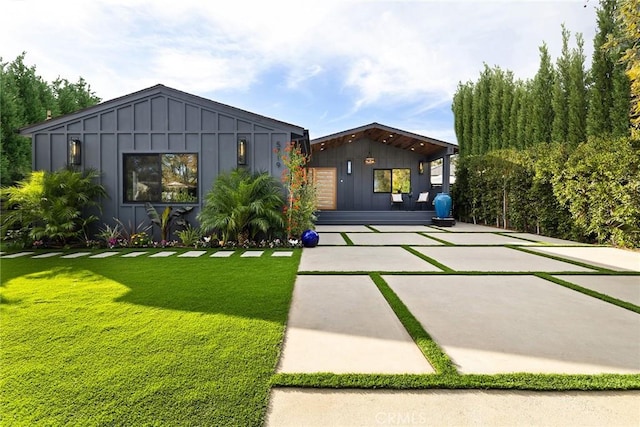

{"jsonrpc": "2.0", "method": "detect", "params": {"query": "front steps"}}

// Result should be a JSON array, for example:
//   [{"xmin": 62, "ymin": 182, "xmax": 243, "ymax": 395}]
[{"xmin": 315, "ymin": 210, "xmax": 436, "ymax": 225}]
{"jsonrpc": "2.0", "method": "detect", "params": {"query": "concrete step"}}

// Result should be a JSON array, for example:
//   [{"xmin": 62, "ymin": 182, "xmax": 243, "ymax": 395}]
[{"xmin": 316, "ymin": 210, "xmax": 436, "ymax": 225}]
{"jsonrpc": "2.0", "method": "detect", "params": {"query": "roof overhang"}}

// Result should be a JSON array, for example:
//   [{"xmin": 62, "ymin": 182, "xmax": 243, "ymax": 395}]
[{"xmin": 310, "ymin": 122, "xmax": 458, "ymax": 159}]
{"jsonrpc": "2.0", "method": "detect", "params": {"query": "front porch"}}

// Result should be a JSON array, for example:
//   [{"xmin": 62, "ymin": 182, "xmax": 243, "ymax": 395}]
[{"xmin": 315, "ymin": 210, "xmax": 437, "ymax": 225}]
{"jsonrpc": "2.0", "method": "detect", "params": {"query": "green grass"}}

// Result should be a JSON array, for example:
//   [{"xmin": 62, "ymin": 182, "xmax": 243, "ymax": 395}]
[{"xmin": 0, "ymin": 251, "xmax": 300, "ymax": 426}]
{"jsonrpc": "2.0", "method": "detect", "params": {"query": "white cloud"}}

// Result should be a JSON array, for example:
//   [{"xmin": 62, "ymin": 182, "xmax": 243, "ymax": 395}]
[{"xmin": 2, "ymin": 0, "xmax": 598, "ymax": 139}]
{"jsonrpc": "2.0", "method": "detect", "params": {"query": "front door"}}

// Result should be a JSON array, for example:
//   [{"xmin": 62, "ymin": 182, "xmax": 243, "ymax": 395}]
[{"xmin": 309, "ymin": 167, "xmax": 337, "ymax": 210}]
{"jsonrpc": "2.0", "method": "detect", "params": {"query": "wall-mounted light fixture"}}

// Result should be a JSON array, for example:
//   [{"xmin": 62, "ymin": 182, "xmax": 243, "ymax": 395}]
[
  {"xmin": 68, "ymin": 138, "xmax": 81, "ymax": 166},
  {"xmin": 364, "ymin": 142, "xmax": 375, "ymax": 165},
  {"xmin": 418, "ymin": 160, "xmax": 425, "ymax": 175},
  {"xmin": 347, "ymin": 160, "xmax": 352, "ymax": 175},
  {"xmin": 237, "ymin": 138, "xmax": 247, "ymax": 165}
]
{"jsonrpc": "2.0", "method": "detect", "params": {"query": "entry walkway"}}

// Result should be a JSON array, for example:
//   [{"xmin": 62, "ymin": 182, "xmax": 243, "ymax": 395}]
[{"xmin": 265, "ymin": 223, "xmax": 640, "ymax": 426}]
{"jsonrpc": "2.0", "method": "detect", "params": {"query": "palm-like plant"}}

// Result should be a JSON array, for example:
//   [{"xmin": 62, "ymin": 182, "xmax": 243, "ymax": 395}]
[
  {"xmin": 197, "ymin": 169, "xmax": 285, "ymax": 243},
  {"xmin": 1, "ymin": 168, "xmax": 107, "ymax": 245}
]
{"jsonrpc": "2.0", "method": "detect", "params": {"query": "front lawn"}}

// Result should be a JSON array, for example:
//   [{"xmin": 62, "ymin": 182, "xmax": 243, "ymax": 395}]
[{"xmin": 1, "ymin": 251, "xmax": 300, "ymax": 426}]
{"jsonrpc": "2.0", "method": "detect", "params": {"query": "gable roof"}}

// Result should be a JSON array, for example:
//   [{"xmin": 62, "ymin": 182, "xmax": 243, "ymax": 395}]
[
  {"xmin": 20, "ymin": 84, "xmax": 306, "ymax": 136},
  {"xmin": 310, "ymin": 122, "xmax": 457, "ymax": 158}
]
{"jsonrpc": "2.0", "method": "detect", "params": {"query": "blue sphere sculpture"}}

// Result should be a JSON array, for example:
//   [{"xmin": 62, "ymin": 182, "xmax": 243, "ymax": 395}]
[{"xmin": 301, "ymin": 229, "xmax": 320, "ymax": 248}]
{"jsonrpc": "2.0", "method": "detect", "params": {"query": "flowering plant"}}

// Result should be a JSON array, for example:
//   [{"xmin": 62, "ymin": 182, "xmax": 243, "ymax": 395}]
[{"xmin": 281, "ymin": 142, "xmax": 318, "ymax": 239}]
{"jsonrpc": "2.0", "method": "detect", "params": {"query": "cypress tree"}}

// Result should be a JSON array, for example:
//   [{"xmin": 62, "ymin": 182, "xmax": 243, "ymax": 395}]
[
  {"xmin": 472, "ymin": 65, "xmax": 492, "ymax": 155},
  {"xmin": 452, "ymin": 82, "xmax": 465, "ymax": 152},
  {"xmin": 462, "ymin": 82, "xmax": 474, "ymax": 155},
  {"xmin": 488, "ymin": 66, "xmax": 505, "ymax": 151},
  {"xmin": 552, "ymin": 25, "xmax": 571, "ymax": 143},
  {"xmin": 510, "ymin": 81, "xmax": 523, "ymax": 149},
  {"xmin": 531, "ymin": 43, "xmax": 555, "ymax": 144},
  {"xmin": 587, "ymin": 0, "xmax": 617, "ymax": 136},
  {"xmin": 566, "ymin": 32, "xmax": 588, "ymax": 147},
  {"xmin": 500, "ymin": 71, "xmax": 515, "ymax": 148}
]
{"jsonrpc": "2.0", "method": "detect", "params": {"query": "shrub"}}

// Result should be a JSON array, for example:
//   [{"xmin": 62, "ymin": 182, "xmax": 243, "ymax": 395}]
[
  {"xmin": 454, "ymin": 137, "xmax": 640, "ymax": 247},
  {"xmin": 176, "ymin": 225, "xmax": 202, "ymax": 247},
  {"xmin": 1, "ymin": 168, "xmax": 107, "ymax": 246},
  {"xmin": 197, "ymin": 169, "xmax": 285, "ymax": 243},
  {"xmin": 552, "ymin": 137, "xmax": 640, "ymax": 247}
]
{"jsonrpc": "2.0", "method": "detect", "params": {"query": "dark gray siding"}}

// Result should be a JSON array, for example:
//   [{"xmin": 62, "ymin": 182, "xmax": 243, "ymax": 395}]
[
  {"xmin": 27, "ymin": 86, "xmax": 305, "ymax": 237},
  {"xmin": 309, "ymin": 138, "xmax": 445, "ymax": 210}
]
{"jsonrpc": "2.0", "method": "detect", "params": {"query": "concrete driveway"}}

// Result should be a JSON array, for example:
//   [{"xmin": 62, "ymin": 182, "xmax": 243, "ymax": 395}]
[{"xmin": 266, "ymin": 223, "xmax": 640, "ymax": 426}]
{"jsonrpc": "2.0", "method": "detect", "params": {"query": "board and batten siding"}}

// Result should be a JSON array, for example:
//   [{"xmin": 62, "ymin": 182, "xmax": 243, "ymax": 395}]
[
  {"xmin": 28, "ymin": 86, "xmax": 304, "ymax": 236},
  {"xmin": 308, "ymin": 138, "xmax": 437, "ymax": 211}
]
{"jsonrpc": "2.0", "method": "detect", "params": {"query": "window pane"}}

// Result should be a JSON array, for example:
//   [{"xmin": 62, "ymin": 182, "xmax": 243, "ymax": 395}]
[
  {"xmin": 124, "ymin": 155, "xmax": 161, "ymax": 202},
  {"xmin": 392, "ymin": 169, "xmax": 411, "ymax": 193},
  {"xmin": 373, "ymin": 169, "xmax": 391, "ymax": 193},
  {"xmin": 161, "ymin": 154, "xmax": 198, "ymax": 203}
]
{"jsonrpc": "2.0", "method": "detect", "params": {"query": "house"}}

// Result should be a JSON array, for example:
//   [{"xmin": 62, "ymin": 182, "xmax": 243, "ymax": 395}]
[
  {"xmin": 20, "ymin": 85, "xmax": 458, "ymax": 230},
  {"xmin": 19, "ymin": 84, "xmax": 308, "ymax": 235},
  {"xmin": 307, "ymin": 123, "xmax": 458, "ymax": 224}
]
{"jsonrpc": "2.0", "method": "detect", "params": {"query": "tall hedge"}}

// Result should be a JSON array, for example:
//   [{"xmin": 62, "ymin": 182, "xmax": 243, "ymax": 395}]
[{"xmin": 452, "ymin": 138, "xmax": 640, "ymax": 248}]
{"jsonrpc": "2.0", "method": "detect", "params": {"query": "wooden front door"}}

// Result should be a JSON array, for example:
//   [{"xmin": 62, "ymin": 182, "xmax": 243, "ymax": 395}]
[{"xmin": 309, "ymin": 167, "xmax": 337, "ymax": 210}]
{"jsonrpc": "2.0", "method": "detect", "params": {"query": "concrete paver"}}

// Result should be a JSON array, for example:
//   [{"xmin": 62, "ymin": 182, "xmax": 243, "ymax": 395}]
[
  {"xmin": 431, "ymin": 222, "xmax": 515, "ymax": 233},
  {"xmin": 554, "ymin": 275, "xmax": 640, "ymax": 306},
  {"xmin": 240, "ymin": 250, "xmax": 263, "ymax": 257},
  {"xmin": 347, "ymin": 232, "xmax": 443, "ymax": 246},
  {"xmin": 31, "ymin": 252, "xmax": 63, "ymax": 258},
  {"xmin": 89, "ymin": 252, "xmax": 118, "ymax": 258},
  {"xmin": 265, "ymin": 389, "xmax": 640, "ymax": 427},
  {"xmin": 2, "ymin": 252, "xmax": 33, "ymax": 258},
  {"xmin": 384, "ymin": 275, "xmax": 640, "ymax": 374},
  {"xmin": 148, "ymin": 251, "xmax": 175, "ymax": 258},
  {"xmin": 317, "ymin": 232, "xmax": 347, "ymax": 246},
  {"xmin": 177, "ymin": 250, "xmax": 206, "ymax": 257},
  {"xmin": 509, "ymin": 232, "xmax": 588, "ymax": 245},
  {"xmin": 210, "ymin": 251, "xmax": 234, "ymax": 257},
  {"xmin": 411, "ymin": 246, "xmax": 594, "ymax": 272},
  {"xmin": 272, "ymin": 251, "xmax": 294, "ymax": 257},
  {"xmin": 60, "ymin": 252, "xmax": 90, "ymax": 259},
  {"xmin": 433, "ymin": 232, "xmax": 538, "ymax": 246},
  {"xmin": 277, "ymin": 275, "xmax": 433, "ymax": 374},
  {"xmin": 315, "ymin": 225, "xmax": 373, "ymax": 233},
  {"xmin": 527, "ymin": 246, "xmax": 640, "ymax": 271},
  {"xmin": 369, "ymin": 225, "xmax": 442, "ymax": 232},
  {"xmin": 298, "ymin": 246, "xmax": 441, "ymax": 272},
  {"xmin": 121, "ymin": 251, "xmax": 146, "ymax": 257}
]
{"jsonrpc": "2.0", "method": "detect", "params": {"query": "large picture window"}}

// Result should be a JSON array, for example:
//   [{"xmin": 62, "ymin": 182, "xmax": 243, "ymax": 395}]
[
  {"xmin": 373, "ymin": 168, "xmax": 411, "ymax": 193},
  {"xmin": 124, "ymin": 153, "xmax": 198, "ymax": 203}
]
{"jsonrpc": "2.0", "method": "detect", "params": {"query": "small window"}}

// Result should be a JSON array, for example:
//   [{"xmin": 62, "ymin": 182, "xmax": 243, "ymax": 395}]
[
  {"xmin": 124, "ymin": 153, "xmax": 198, "ymax": 203},
  {"xmin": 373, "ymin": 168, "xmax": 411, "ymax": 193}
]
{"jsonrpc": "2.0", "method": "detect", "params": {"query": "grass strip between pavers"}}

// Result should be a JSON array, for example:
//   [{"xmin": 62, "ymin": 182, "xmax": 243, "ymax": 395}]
[
  {"xmin": 270, "ymin": 372, "xmax": 640, "ymax": 390},
  {"xmin": 417, "ymin": 232, "xmax": 454, "ymax": 246},
  {"xmin": 369, "ymin": 273, "xmax": 457, "ymax": 375},
  {"xmin": 402, "ymin": 245, "xmax": 454, "ymax": 272},
  {"xmin": 537, "ymin": 273, "xmax": 640, "ymax": 314},
  {"xmin": 341, "ymin": 232, "xmax": 355, "ymax": 246}
]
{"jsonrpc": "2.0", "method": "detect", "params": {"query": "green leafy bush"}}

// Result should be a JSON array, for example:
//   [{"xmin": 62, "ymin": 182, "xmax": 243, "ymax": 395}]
[
  {"xmin": 176, "ymin": 225, "xmax": 202, "ymax": 247},
  {"xmin": 453, "ymin": 137, "xmax": 640, "ymax": 247},
  {"xmin": 1, "ymin": 168, "xmax": 107, "ymax": 246},
  {"xmin": 552, "ymin": 137, "xmax": 640, "ymax": 247}
]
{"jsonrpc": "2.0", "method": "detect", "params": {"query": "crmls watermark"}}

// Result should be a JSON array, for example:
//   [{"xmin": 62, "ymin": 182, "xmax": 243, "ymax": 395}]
[{"xmin": 375, "ymin": 411, "xmax": 428, "ymax": 425}]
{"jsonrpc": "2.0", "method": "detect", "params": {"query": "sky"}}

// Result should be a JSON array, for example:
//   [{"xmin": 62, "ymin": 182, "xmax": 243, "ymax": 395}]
[{"xmin": 3, "ymin": 0, "xmax": 599, "ymax": 143}]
